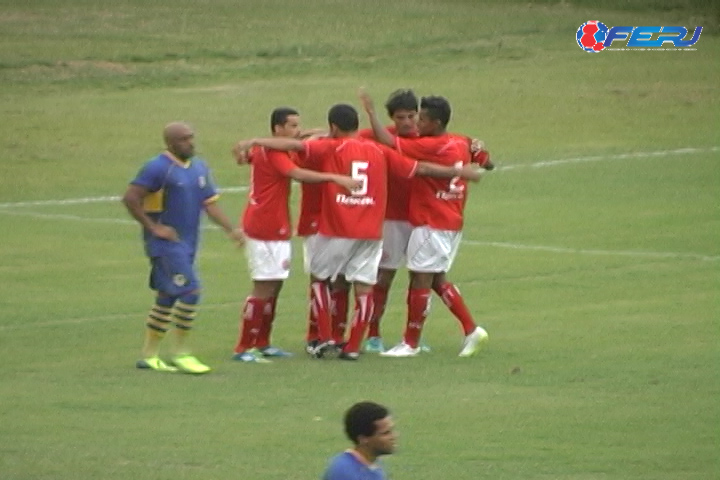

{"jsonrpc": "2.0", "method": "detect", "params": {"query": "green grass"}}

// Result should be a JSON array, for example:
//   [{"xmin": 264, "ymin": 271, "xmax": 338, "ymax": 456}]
[{"xmin": 1, "ymin": 1, "xmax": 719, "ymax": 479}]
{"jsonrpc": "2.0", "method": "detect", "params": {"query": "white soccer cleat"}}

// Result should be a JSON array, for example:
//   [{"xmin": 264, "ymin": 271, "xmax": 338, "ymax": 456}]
[
  {"xmin": 379, "ymin": 342, "xmax": 420, "ymax": 358},
  {"xmin": 459, "ymin": 326, "xmax": 489, "ymax": 357}
]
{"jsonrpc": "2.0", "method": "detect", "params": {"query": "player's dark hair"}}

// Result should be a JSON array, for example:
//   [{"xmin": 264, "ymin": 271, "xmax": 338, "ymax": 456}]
[
  {"xmin": 270, "ymin": 107, "xmax": 299, "ymax": 132},
  {"xmin": 420, "ymin": 96, "xmax": 452, "ymax": 129},
  {"xmin": 344, "ymin": 401, "xmax": 389, "ymax": 444},
  {"xmin": 327, "ymin": 104, "xmax": 359, "ymax": 132},
  {"xmin": 385, "ymin": 89, "xmax": 418, "ymax": 116}
]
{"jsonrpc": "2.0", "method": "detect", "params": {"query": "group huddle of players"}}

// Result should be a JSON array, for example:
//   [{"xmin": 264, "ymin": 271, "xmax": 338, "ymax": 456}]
[{"xmin": 229, "ymin": 88, "xmax": 494, "ymax": 363}]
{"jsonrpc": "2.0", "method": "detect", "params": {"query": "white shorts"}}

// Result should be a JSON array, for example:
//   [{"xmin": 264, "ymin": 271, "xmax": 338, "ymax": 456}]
[
  {"xmin": 245, "ymin": 238, "xmax": 291, "ymax": 281},
  {"xmin": 379, "ymin": 220, "xmax": 413, "ymax": 270},
  {"xmin": 310, "ymin": 235, "xmax": 382, "ymax": 284},
  {"xmin": 406, "ymin": 226, "xmax": 462, "ymax": 273},
  {"xmin": 302, "ymin": 234, "xmax": 321, "ymax": 275}
]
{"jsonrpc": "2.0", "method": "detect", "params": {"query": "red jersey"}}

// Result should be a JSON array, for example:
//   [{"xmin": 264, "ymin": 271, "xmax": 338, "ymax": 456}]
[
  {"xmin": 358, "ymin": 126, "xmax": 418, "ymax": 222},
  {"xmin": 296, "ymin": 182, "xmax": 321, "ymax": 237},
  {"xmin": 241, "ymin": 145, "xmax": 297, "ymax": 240},
  {"xmin": 302, "ymin": 136, "xmax": 418, "ymax": 240},
  {"xmin": 395, "ymin": 134, "xmax": 470, "ymax": 231}
]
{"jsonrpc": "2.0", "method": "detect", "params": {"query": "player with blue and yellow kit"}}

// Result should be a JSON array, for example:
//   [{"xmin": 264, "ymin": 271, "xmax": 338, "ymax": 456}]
[{"xmin": 122, "ymin": 122, "xmax": 244, "ymax": 374}]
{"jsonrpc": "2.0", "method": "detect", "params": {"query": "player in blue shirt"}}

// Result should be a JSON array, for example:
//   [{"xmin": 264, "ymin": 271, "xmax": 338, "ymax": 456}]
[
  {"xmin": 122, "ymin": 122, "xmax": 244, "ymax": 374},
  {"xmin": 322, "ymin": 402, "xmax": 397, "ymax": 480}
]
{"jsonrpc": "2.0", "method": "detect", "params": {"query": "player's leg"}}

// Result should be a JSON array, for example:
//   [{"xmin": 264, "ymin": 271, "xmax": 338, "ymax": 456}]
[
  {"xmin": 431, "ymin": 232, "xmax": 489, "ymax": 357},
  {"xmin": 144, "ymin": 249, "xmax": 211, "ymax": 373},
  {"xmin": 170, "ymin": 287, "xmax": 212, "ymax": 373},
  {"xmin": 382, "ymin": 226, "xmax": 436, "ymax": 357},
  {"xmin": 256, "ymin": 280, "xmax": 292, "ymax": 357},
  {"xmin": 233, "ymin": 239, "xmax": 290, "ymax": 362},
  {"xmin": 366, "ymin": 220, "xmax": 412, "ymax": 352},
  {"xmin": 308, "ymin": 235, "xmax": 348, "ymax": 357},
  {"xmin": 340, "ymin": 240, "xmax": 382, "ymax": 360},
  {"xmin": 330, "ymin": 275, "xmax": 350, "ymax": 345},
  {"xmin": 366, "ymin": 268, "xmax": 395, "ymax": 352},
  {"xmin": 302, "ymin": 235, "xmax": 321, "ymax": 352},
  {"xmin": 136, "ymin": 276, "xmax": 178, "ymax": 372}
]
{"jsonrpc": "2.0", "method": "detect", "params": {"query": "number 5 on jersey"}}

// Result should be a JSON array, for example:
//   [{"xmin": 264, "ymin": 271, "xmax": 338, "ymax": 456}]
[{"xmin": 351, "ymin": 161, "xmax": 369, "ymax": 196}]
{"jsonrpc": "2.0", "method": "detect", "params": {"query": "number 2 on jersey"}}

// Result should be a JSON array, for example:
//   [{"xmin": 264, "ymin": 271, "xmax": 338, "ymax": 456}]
[{"xmin": 447, "ymin": 161, "xmax": 465, "ymax": 194}]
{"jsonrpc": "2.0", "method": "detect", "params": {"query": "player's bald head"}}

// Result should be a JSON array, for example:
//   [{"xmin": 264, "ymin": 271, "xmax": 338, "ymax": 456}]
[
  {"xmin": 163, "ymin": 122, "xmax": 193, "ymax": 144},
  {"xmin": 163, "ymin": 122, "xmax": 195, "ymax": 160}
]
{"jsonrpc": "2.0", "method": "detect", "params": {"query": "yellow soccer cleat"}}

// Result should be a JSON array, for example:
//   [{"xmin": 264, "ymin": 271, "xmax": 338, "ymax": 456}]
[
  {"xmin": 170, "ymin": 354, "xmax": 211, "ymax": 374},
  {"xmin": 136, "ymin": 356, "xmax": 179, "ymax": 373}
]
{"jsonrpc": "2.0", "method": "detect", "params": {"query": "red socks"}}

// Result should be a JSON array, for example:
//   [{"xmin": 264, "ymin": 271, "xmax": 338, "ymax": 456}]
[
  {"xmin": 434, "ymin": 282, "xmax": 476, "ymax": 335},
  {"xmin": 331, "ymin": 288, "xmax": 349, "ymax": 343},
  {"xmin": 255, "ymin": 296, "xmax": 276, "ymax": 349},
  {"xmin": 234, "ymin": 296, "xmax": 266, "ymax": 353},
  {"xmin": 310, "ymin": 281, "xmax": 332, "ymax": 342},
  {"xmin": 343, "ymin": 293, "xmax": 375, "ymax": 353},
  {"xmin": 403, "ymin": 288, "xmax": 431, "ymax": 348},
  {"xmin": 369, "ymin": 285, "xmax": 389, "ymax": 338}
]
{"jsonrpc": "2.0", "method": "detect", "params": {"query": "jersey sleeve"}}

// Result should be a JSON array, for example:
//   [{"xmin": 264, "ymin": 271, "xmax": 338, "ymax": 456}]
[
  {"xmin": 130, "ymin": 159, "xmax": 167, "ymax": 192},
  {"xmin": 357, "ymin": 128, "xmax": 375, "ymax": 139},
  {"xmin": 265, "ymin": 149, "xmax": 298, "ymax": 177},
  {"xmin": 394, "ymin": 136, "xmax": 444, "ymax": 159},
  {"xmin": 299, "ymin": 138, "xmax": 333, "ymax": 170},
  {"xmin": 381, "ymin": 144, "xmax": 418, "ymax": 179},
  {"xmin": 201, "ymin": 164, "xmax": 220, "ymax": 204}
]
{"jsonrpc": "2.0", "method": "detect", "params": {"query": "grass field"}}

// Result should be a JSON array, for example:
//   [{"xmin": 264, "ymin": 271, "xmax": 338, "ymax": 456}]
[{"xmin": 1, "ymin": 1, "xmax": 718, "ymax": 479}]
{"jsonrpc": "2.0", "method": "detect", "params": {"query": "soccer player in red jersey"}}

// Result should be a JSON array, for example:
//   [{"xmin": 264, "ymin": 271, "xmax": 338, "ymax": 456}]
[
  {"xmin": 356, "ymin": 89, "xmax": 494, "ymax": 354},
  {"xmin": 360, "ymin": 90, "xmax": 491, "ymax": 358},
  {"xmin": 233, "ymin": 104, "xmax": 482, "ymax": 359},
  {"xmin": 231, "ymin": 108, "xmax": 359, "ymax": 363}
]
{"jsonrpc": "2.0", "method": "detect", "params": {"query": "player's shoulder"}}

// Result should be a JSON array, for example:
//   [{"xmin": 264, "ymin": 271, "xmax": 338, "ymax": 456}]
[
  {"xmin": 188, "ymin": 156, "xmax": 212, "ymax": 173},
  {"xmin": 139, "ymin": 153, "xmax": 173, "ymax": 174},
  {"xmin": 324, "ymin": 451, "xmax": 357, "ymax": 476}
]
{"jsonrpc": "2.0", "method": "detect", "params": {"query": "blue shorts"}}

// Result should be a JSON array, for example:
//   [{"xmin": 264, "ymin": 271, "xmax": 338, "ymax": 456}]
[{"xmin": 149, "ymin": 246, "xmax": 200, "ymax": 296}]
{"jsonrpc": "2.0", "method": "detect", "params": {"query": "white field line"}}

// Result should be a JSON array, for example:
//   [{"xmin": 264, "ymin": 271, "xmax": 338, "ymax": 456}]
[
  {"xmin": 0, "ymin": 146, "xmax": 716, "ymax": 209},
  {"xmin": 495, "ymin": 146, "xmax": 719, "ymax": 172},
  {"xmin": 0, "ymin": 186, "xmax": 249, "ymax": 209},
  {"xmin": 0, "ymin": 146, "xmax": 718, "ymax": 262},
  {"xmin": 462, "ymin": 240, "xmax": 720, "ymax": 262}
]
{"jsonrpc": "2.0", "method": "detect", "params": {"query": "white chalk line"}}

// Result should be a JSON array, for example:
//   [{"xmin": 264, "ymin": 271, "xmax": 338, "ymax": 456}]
[
  {"xmin": 0, "ymin": 146, "xmax": 716, "ymax": 209},
  {"xmin": 462, "ymin": 240, "xmax": 720, "ymax": 262},
  {"xmin": 0, "ymin": 146, "xmax": 717, "ymax": 263},
  {"xmin": 0, "ymin": 186, "xmax": 249, "ymax": 209}
]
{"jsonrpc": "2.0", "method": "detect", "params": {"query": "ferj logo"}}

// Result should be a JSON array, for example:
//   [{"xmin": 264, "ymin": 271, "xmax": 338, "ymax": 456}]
[{"xmin": 576, "ymin": 20, "xmax": 702, "ymax": 52}]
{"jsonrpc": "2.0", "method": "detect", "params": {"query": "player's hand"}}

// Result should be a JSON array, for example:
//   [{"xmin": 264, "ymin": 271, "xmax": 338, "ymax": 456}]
[
  {"xmin": 337, "ymin": 176, "xmax": 363, "ymax": 193},
  {"xmin": 152, "ymin": 224, "xmax": 180, "ymax": 242},
  {"xmin": 469, "ymin": 138, "xmax": 485, "ymax": 153},
  {"xmin": 227, "ymin": 227, "xmax": 245, "ymax": 248},
  {"xmin": 299, "ymin": 128, "xmax": 328, "ymax": 139},
  {"xmin": 232, "ymin": 140, "xmax": 254, "ymax": 164},
  {"xmin": 358, "ymin": 87, "xmax": 375, "ymax": 114},
  {"xmin": 458, "ymin": 164, "xmax": 486, "ymax": 183},
  {"xmin": 235, "ymin": 149, "xmax": 250, "ymax": 165},
  {"xmin": 469, "ymin": 139, "xmax": 494, "ymax": 170}
]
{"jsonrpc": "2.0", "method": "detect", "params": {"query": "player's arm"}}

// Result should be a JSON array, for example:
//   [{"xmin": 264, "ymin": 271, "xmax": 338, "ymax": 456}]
[
  {"xmin": 121, "ymin": 184, "xmax": 179, "ymax": 241},
  {"xmin": 287, "ymin": 168, "xmax": 361, "ymax": 191},
  {"xmin": 204, "ymin": 200, "xmax": 245, "ymax": 247},
  {"xmin": 359, "ymin": 88, "xmax": 395, "ymax": 147},
  {"xmin": 384, "ymin": 145, "xmax": 482, "ymax": 183},
  {"xmin": 232, "ymin": 137, "xmax": 304, "ymax": 162},
  {"xmin": 416, "ymin": 161, "xmax": 483, "ymax": 182},
  {"xmin": 299, "ymin": 128, "xmax": 327, "ymax": 139},
  {"xmin": 467, "ymin": 137, "xmax": 494, "ymax": 170}
]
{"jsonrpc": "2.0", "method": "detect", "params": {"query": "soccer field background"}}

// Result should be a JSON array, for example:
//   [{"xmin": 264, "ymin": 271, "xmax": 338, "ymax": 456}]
[{"xmin": 1, "ymin": 1, "xmax": 718, "ymax": 479}]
